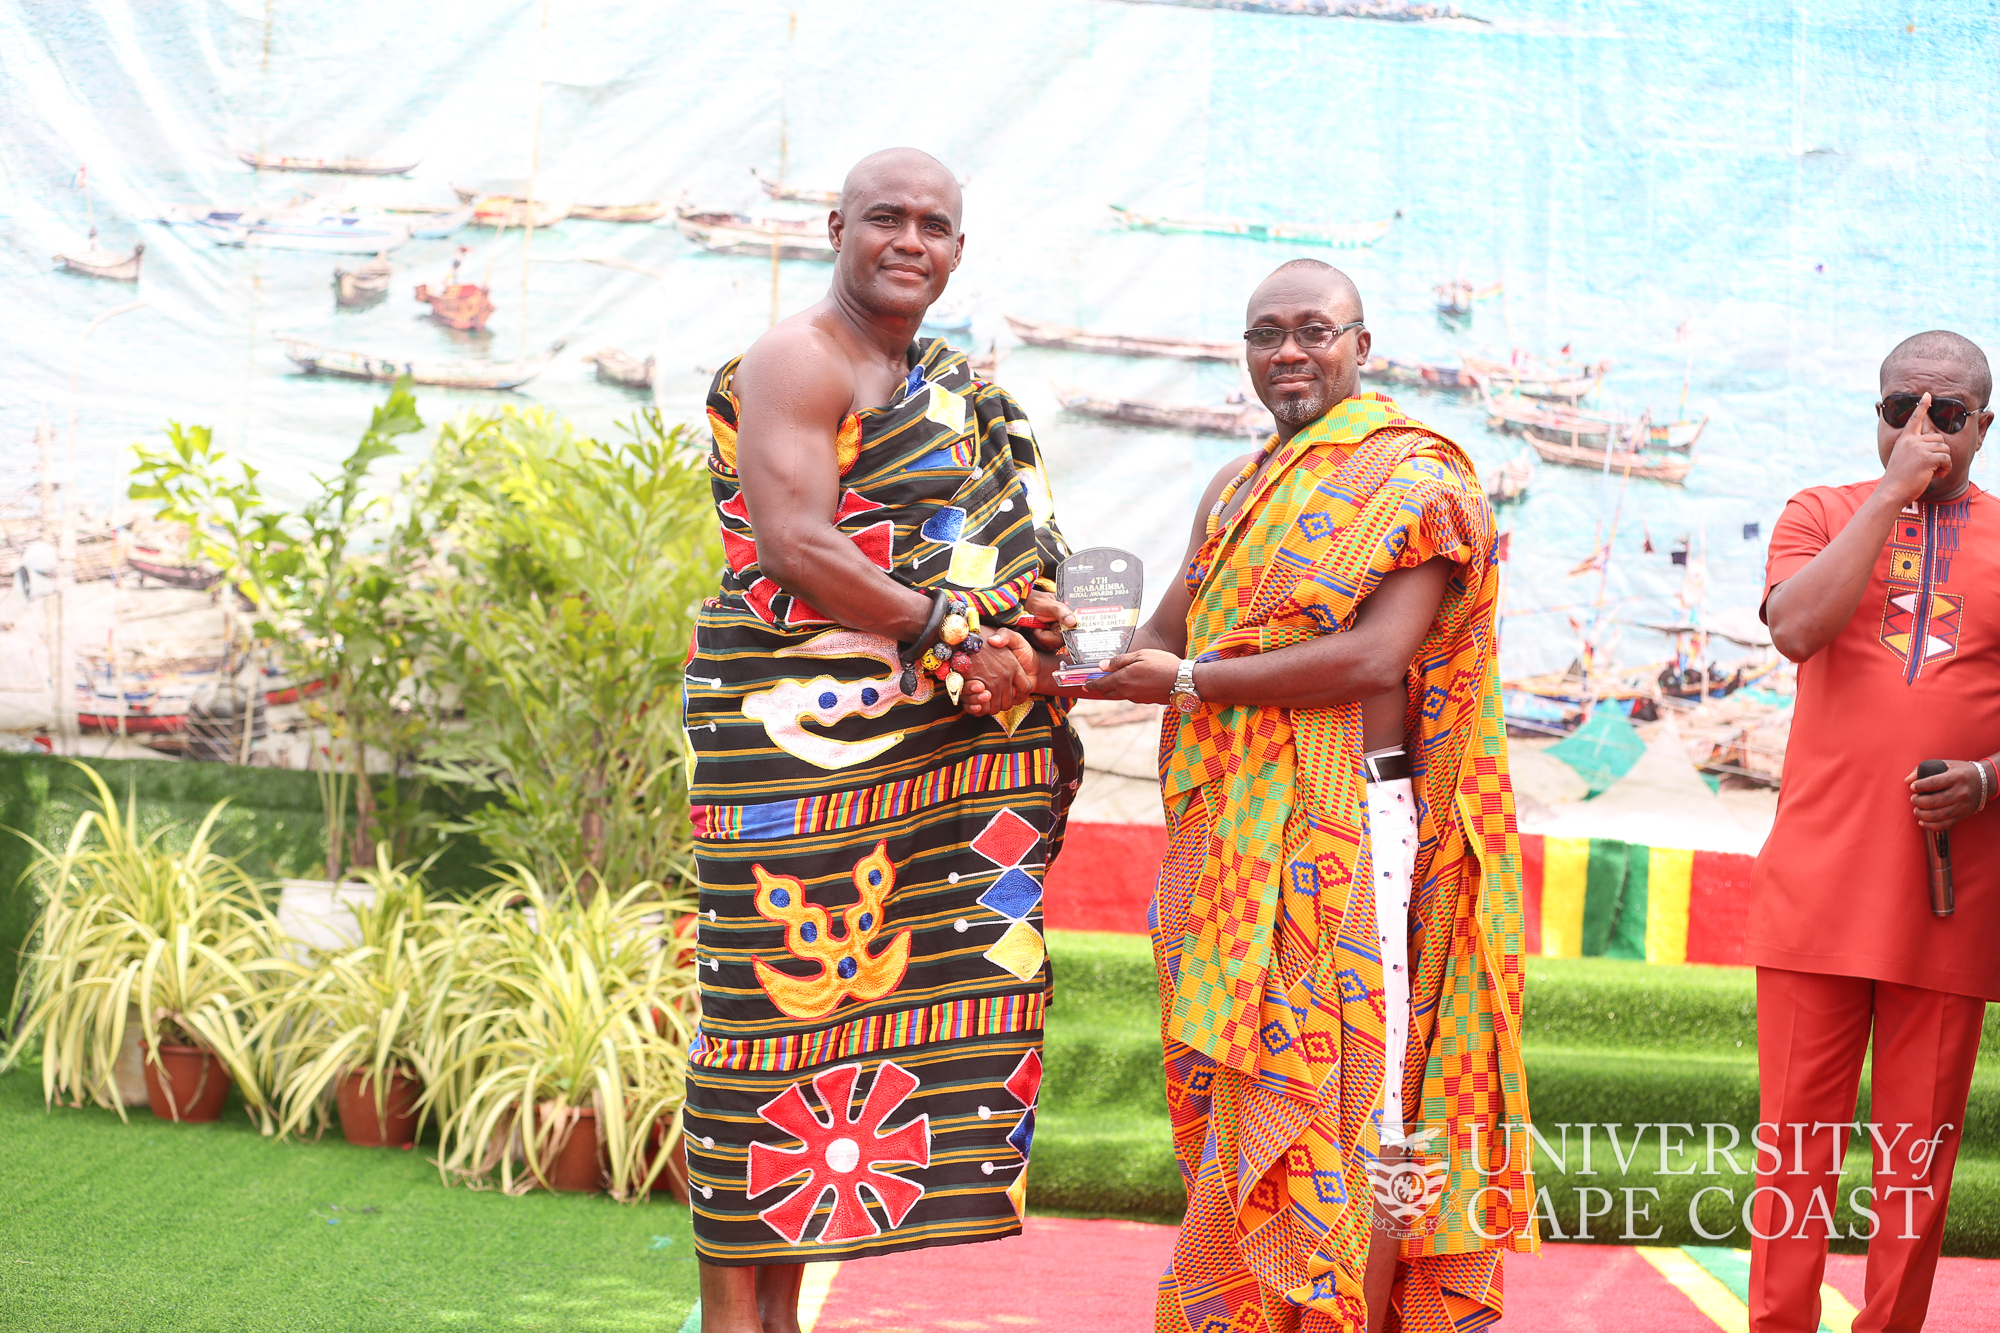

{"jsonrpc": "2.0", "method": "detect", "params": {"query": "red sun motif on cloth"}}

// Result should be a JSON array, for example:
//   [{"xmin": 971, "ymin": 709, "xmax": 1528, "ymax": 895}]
[
  {"xmin": 719, "ymin": 488, "xmax": 890, "ymax": 627},
  {"xmin": 746, "ymin": 1060, "xmax": 931, "ymax": 1245}
]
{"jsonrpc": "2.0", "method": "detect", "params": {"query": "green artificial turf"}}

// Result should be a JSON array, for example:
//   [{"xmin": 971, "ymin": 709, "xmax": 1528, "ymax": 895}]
[{"xmin": 0, "ymin": 1073, "xmax": 698, "ymax": 1332}]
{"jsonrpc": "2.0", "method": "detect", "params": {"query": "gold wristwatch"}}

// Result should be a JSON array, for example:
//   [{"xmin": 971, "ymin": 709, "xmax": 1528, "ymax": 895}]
[{"xmin": 1170, "ymin": 657, "xmax": 1201, "ymax": 715}]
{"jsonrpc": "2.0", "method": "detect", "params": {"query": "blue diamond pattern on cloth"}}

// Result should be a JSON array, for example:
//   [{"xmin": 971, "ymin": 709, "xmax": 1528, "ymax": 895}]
[
  {"xmin": 1288, "ymin": 859, "xmax": 1319, "ymax": 897},
  {"xmin": 921, "ymin": 506, "xmax": 967, "ymax": 542},
  {"xmin": 1337, "ymin": 968, "xmax": 1368, "ymax": 1004},
  {"xmin": 978, "ymin": 867, "xmax": 1043, "ymax": 921},
  {"xmin": 1312, "ymin": 1169, "xmax": 1347, "ymax": 1205},
  {"xmin": 1007, "ymin": 1108, "xmax": 1035, "ymax": 1159},
  {"xmin": 1299, "ymin": 510, "xmax": 1333, "ymax": 540},
  {"xmin": 1258, "ymin": 1021, "xmax": 1293, "ymax": 1055}
]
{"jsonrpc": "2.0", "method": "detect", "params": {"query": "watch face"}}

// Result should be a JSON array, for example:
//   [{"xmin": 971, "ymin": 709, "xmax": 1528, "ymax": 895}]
[{"xmin": 1175, "ymin": 694, "xmax": 1199, "ymax": 715}]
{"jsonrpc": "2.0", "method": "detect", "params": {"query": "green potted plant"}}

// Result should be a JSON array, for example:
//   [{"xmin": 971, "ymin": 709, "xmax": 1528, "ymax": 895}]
[
  {"xmin": 266, "ymin": 851, "xmax": 458, "ymax": 1147},
  {"xmin": 416, "ymin": 407, "xmax": 718, "ymax": 900},
  {"xmin": 2, "ymin": 765, "xmax": 300, "ymax": 1127},
  {"xmin": 433, "ymin": 866, "xmax": 695, "ymax": 1200},
  {"xmin": 127, "ymin": 379, "xmax": 444, "ymax": 885}
]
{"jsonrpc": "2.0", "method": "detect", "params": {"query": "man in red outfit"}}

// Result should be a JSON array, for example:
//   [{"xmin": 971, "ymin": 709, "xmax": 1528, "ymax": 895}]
[{"xmin": 1753, "ymin": 330, "xmax": 1998, "ymax": 1332}]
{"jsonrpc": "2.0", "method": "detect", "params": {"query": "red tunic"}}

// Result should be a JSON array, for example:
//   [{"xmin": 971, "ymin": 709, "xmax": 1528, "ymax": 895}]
[{"xmin": 1751, "ymin": 480, "xmax": 2000, "ymax": 1001}]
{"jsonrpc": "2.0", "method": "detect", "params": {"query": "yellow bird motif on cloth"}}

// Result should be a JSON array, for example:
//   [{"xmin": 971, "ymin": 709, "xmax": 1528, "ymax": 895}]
[{"xmin": 751, "ymin": 841, "xmax": 913, "ymax": 1019}]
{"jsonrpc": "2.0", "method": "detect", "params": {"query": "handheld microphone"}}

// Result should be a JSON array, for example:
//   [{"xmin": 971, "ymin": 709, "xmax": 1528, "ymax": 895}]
[{"xmin": 1917, "ymin": 759, "xmax": 1956, "ymax": 918}]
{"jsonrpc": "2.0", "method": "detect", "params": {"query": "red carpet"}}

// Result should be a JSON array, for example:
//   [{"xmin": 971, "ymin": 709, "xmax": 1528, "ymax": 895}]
[
  {"xmin": 812, "ymin": 1216, "xmax": 1173, "ymax": 1331},
  {"xmin": 1824, "ymin": 1251, "xmax": 2000, "ymax": 1330},
  {"xmin": 1503, "ymin": 1243, "xmax": 1721, "ymax": 1330},
  {"xmin": 808, "ymin": 1222, "xmax": 2000, "ymax": 1331}
]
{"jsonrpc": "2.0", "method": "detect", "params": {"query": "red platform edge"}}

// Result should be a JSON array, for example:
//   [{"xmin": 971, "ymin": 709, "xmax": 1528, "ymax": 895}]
[{"xmin": 1048, "ymin": 823, "xmax": 1755, "ymax": 965}]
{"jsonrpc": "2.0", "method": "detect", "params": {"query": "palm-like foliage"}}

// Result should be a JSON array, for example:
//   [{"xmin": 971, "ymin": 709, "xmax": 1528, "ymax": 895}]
[
  {"xmin": 1, "ymin": 766, "xmax": 302, "ymax": 1129},
  {"xmin": 433, "ymin": 866, "xmax": 695, "ymax": 1201},
  {"xmin": 417, "ymin": 407, "xmax": 718, "ymax": 899},
  {"xmin": 267, "ymin": 850, "xmax": 460, "ymax": 1140}
]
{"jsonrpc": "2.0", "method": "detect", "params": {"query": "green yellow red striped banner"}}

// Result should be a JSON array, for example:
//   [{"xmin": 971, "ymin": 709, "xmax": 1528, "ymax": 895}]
[{"xmin": 1524, "ymin": 832, "xmax": 1746, "ymax": 966}]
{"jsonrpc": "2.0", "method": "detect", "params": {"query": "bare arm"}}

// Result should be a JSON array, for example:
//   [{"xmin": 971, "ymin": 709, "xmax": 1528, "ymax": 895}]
[
  {"xmin": 1764, "ymin": 395, "xmax": 1953, "ymax": 662},
  {"xmin": 733, "ymin": 329, "xmax": 932, "ymax": 639},
  {"xmin": 1127, "ymin": 454, "xmax": 1253, "ymax": 659},
  {"xmin": 732, "ymin": 328, "xmax": 1031, "ymax": 711},
  {"xmin": 1084, "ymin": 558, "xmax": 1451, "ymax": 710}
]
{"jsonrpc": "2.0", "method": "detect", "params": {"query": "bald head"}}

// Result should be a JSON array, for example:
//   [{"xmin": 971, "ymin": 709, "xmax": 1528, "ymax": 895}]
[
  {"xmin": 839, "ymin": 148, "xmax": 962, "ymax": 227},
  {"xmin": 1248, "ymin": 259, "xmax": 1363, "ymax": 324},
  {"xmin": 1883, "ymin": 330, "xmax": 1992, "ymax": 407}
]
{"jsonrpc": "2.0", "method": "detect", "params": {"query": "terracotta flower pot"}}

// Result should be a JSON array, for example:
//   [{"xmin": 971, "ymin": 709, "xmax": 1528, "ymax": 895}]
[
  {"xmin": 336, "ymin": 1068, "xmax": 423, "ymax": 1148},
  {"xmin": 543, "ymin": 1106, "xmax": 604, "ymax": 1193},
  {"xmin": 141, "ymin": 1042, "xmax": 232, "ymax": 1123}
]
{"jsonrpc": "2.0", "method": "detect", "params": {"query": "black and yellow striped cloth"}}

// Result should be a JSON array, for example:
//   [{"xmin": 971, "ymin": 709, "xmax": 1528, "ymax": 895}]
[{"xmin": 683, "ymin": 338, "xmax": 1080, "ymax": 1265}]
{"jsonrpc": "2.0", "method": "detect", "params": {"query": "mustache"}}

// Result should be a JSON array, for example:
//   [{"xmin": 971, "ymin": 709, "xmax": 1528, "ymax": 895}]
[{"xmin": 1265, "ymin": 367, "xmax": 1321, "ymax": 385}]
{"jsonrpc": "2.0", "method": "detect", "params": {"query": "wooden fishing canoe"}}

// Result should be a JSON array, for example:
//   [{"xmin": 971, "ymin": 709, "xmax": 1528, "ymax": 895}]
[
  {"xmin": 1055, "ymin": 386, "xmax": 1274, "ymax": 436},
  {"xmin": 1004, "ymin": 315, "xmax": 1239, "ymax": 362},
  {"xmin": 1108, "ymin": 203, "xmax": 1394, "ymax": 248}
]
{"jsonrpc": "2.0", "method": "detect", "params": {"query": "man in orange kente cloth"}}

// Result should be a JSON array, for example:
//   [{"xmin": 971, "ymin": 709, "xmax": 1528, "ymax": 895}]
[{"xmin": 1086, "ymin": 260, "xmax": 1536, "ymax": 1332}]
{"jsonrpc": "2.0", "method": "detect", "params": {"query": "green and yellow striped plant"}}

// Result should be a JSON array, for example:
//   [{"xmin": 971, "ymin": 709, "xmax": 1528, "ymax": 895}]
[
  {"xmin": 1, "ymin": 765, "xmax": 303, "ymax": 1129},
  {"xmin": 433, "ymin": 865, "xmax": 695, "ymax": 1202},
  {"xmin": 267, "ymin": 850, "xmax": 463, "ymax": 1141}
]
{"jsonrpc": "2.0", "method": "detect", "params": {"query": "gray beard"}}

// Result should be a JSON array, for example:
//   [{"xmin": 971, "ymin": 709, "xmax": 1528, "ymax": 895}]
[{"xmin": 1270, "ymin": 391, "xmax": 1330, "ymax": 429}]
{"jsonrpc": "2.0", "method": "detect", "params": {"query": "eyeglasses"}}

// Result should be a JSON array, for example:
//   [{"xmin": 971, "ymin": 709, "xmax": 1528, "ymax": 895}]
[
  {"xmin": 1242, "ymin": 320, "xmax": 1365, "ymax": 351},
  {"xmin": 1879, "ymin": 393, "xmax": 1984, "ymax": 435}
]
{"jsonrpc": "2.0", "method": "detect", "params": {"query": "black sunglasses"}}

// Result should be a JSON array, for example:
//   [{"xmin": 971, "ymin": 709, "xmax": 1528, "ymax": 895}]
[
  {"xmin": 1242, "ymin": 320, "xmax": 1365, "ymax": 351},
  {"xmin": 1879, "ymin": 393, "xmax": 1984, "ymax": 435}
]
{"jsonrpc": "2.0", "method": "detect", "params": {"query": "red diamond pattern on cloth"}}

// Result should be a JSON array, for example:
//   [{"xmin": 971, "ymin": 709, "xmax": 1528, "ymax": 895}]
[
  {"xmin": 1005, "ymin": 1049, "xmax": 1043, "ymax": 1109},
  {"xmin": 971, "ymin": 809, "xmax": 1040, "ymax": 869},
  {"xmin": 746, "ymin": 1061, "xmax": 931, "ymax": 1245}
]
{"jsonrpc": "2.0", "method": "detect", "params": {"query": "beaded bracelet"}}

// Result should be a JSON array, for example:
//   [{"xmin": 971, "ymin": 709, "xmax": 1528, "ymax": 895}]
[{"xmin": 912, "ymin": 596, "xmax": 985, "ymax": 704}]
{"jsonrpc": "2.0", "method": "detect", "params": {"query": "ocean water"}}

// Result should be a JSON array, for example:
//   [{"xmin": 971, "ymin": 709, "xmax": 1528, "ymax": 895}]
[{"xmin": 5, "ymin": 0, "xmax": 1999, "ymax": 677}]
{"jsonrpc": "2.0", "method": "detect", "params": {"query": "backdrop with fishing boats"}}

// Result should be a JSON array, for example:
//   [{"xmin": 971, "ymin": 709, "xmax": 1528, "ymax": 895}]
[{"xmin": 9, "ymin": 0, "xmax": 2000, "ymax": 766}]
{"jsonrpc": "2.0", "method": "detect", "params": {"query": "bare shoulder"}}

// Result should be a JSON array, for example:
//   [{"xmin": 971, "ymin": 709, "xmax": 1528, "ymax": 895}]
[
  {"xmin": 1202, "ymin": 452, "xmax": 1256, "ymax": 506},
  {"xmin": 732, "ymin": 314, "xmax": 856, "ymax": 421}
]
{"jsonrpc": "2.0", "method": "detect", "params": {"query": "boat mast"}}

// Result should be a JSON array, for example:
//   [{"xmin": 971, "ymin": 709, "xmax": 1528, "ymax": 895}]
[
  {"xmin": 771, "ymin": 8, "xmax": 797, "ymax": 328},
  {"xmin": 518, "ymin": 0, "xmax": 551, "ymax": 361}
]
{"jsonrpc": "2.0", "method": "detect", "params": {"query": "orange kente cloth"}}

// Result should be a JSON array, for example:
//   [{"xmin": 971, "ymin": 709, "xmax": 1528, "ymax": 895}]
[{"xmin": 1151, "ymin": 395, "xmax": 1535, "ymax": 1333}]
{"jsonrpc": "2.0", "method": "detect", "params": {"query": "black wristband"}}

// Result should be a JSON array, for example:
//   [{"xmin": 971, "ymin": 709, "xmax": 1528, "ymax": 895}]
[{"xmin": 899, "ymin": 589, "xmax": 952, "ymax": 692}]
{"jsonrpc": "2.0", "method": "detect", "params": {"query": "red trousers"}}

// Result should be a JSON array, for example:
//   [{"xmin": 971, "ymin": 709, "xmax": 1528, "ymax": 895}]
[{"xmin": 1750, "ymin": 966, "xmax": 1986, "ymax": 1333}]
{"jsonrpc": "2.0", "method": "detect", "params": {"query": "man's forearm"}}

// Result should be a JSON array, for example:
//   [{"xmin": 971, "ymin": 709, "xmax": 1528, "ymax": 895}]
[
  {"xmin": 1192, "ymin": 633, "xmax": 1404, "ymax": 712},
  {"xmin": 1766, "ymin": 491, "xmax": 1903, "ymax": 662},
  {"xmin": 761, "ymin": 526, "xmax": 933, "ymax": 640}
]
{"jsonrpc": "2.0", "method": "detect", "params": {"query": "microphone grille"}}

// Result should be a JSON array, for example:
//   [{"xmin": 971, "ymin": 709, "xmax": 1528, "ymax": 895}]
[{"xmin": 1917, "ymin": 759, "xmax": 1950, "ymax": 779}]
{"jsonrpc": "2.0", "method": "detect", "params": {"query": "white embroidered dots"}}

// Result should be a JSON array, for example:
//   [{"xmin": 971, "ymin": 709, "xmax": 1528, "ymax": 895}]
[
  {"xmin": 954, "ymin": 918, "xmax": 969, "ymax": 933},
  {"xmin": 1369, "ymin": 774, "xmax": 1419, "ymax": 1139}
]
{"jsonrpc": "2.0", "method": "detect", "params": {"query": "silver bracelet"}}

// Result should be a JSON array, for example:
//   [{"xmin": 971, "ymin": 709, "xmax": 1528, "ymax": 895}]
[{"xmin": 1979, "ymin": 759, "xmax": 1994, "ymax": 813}]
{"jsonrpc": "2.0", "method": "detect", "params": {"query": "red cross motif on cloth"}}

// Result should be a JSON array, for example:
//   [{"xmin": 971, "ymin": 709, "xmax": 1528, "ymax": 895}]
[
  {"xmin": 746, "ymin": 1060, "xmax": 931, "ymax": 1245},
  {"xmin": 719, "ymin": 488, "xmax": 891, "ymax": 626}
]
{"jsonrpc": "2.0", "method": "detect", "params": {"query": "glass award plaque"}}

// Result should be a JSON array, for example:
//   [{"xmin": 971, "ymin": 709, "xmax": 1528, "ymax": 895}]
[{"xmin": 1052, "ymin": 547, "xmax": 1143, "ymax": 687}]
